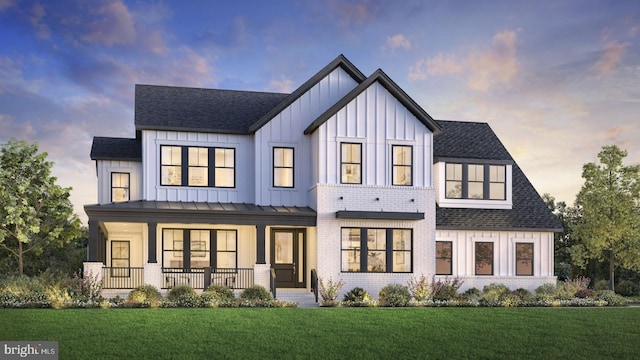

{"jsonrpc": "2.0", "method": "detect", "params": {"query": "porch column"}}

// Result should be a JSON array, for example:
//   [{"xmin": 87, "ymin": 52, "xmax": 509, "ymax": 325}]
[
  {"xmin": 148, "ymin": 221, "xmax": 158, "ymax": 263},
  {"xmin": 256, "ymin": 224, "xmax": 266, "ymax": 264},
  {"xmin": 87, "ymin": 219, "xmax": 100, "ymax": 262}
]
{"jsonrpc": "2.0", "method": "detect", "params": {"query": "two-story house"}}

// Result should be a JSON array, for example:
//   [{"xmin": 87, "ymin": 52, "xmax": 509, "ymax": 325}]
[{"xmin": 84, "ymin": 55, "xmax": 561, "ymax": 299}]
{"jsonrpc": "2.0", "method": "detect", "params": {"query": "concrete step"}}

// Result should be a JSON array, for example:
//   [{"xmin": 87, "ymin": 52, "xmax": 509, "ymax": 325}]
[{"xmin": 276, "ymin": 291, "xmax": 319, "ymax": 307}]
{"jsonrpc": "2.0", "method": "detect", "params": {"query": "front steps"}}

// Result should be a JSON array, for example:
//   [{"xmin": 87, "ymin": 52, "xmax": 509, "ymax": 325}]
[{"xmin": 276, "ymin": 289, "xmax": 319, "ymax": 307}]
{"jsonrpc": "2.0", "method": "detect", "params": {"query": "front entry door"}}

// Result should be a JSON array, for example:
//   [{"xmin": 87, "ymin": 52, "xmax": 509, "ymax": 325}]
[{"xmin": 271, "ymin": 229, "xmax": 306, "ymax": 288}]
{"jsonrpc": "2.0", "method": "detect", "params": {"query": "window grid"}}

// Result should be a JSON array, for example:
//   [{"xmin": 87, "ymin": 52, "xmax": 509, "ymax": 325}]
[
  {"xmin": 341, "ymin": 143, "xmax": 362, "ymax": 184},
  {"xmin": 214, "ymin": 148, "xmax": 235, "ymax": 188},
  {"xmin": 160, "ymin": 146, "xmax": 182, "ymax": 186},
  {"xmin": 445, "ymin": 163, "xmax": 506, "ymax": 201},
  {"xmin": 161, "ymin": 146, "xmax": 236, "ymax": 188},
  {"xmin": 273, "ymin": 147, "xmax": 294, "ymax": 188},
  {"xmin": 188, "ymin": 147, "xmax": 208, "ymax": 187},
  {"xmin": 341, "ymin": 227, "xmax": 412, "ymax": 273},
  {"xmin": 111, "ymin": 172, "xmax": 130, "ymax": 202},
  {"xmin": 392, "ymin": 145, "xmax": 412, "ymax": 186},
  {"xmin": 110, "ymin": 241, "xmax": 130, "ymax": 277}
]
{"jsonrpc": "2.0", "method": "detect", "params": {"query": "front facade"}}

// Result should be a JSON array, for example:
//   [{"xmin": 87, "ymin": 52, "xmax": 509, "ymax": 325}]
[{"xmin": 84, "ymin": 55, "xmax": 561, "ymax": 298}]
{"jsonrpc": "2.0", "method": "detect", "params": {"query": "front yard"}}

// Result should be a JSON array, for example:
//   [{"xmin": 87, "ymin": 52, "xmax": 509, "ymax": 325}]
[{"xmin": 1, "ymin": 307, "xmax": 638, "ymax": 359}]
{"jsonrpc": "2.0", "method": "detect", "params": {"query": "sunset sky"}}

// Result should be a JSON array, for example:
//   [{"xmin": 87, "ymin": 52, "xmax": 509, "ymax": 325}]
[{"xmin": 1, "ymin": 0, "xmax": 639, "ymax": 223}]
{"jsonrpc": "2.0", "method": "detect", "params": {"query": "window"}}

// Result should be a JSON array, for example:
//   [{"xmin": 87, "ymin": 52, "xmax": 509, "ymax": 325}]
[
  {"xmin": 341, "ymin": 227, "xmax": 412, "ymax": 273},
  {"xmin": 475, "ymin": 242, "xmax": 493, "ymax": 275},
  {"xmin": 273, "ymin": 147, "xmax": 294, "ymax": 188},
  {"xmin": 392, "ymin": 145, "xmax": 412, "ymax": 186},
  {"xmin": 214, "ymin": 148, "xmax": 235, "ymax": 187},
  {"xmin": 445, "ymin": 163, "xmax": 506, "ymax": 200},
  {"xmin": 111, "ymin": 173, "xmax": 130, "ymax": 202},
  {"xmin": 188, "ymin": 147, "xmax": 208, "ymax": 186},
  {"xmin": 445, "ymin": 163, "xmax": 462, "ymax": 198},
  {"xmin": 161, "ymin": 146, "xmax": 182, "ymax": 185},
  {"xmin": 160, "ymin": 146, "xmax": 236, "ymax": 188},
  {"xmin": 436, "ymin": 241, "xmax": 452, "ymax": 275},
  {"xmin": 111, "ymin": 241, "xmax": 130, "ymax": 277},
  {"xmin": 516, "ymin": 243, "xmax": 533, "ymax": 276},
  {"xmin": 489, "ymin": 165, "xmax": 506, "ymax": 200},
  {"xmin": 341, "ymin": 143, "xmax": 362, "ymax": 184},
  {"xmin": 162, "ymin": 229, "xmax": 237, "ymax": 270}
]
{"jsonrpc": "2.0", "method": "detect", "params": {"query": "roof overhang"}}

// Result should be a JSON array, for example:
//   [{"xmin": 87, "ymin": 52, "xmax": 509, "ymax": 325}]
[
  {"xmin": 85, "ymin": 201, "xmax": 317, "ymax": 226},
  {"xmin": 335, "ymin": 210, "xmax": 424, "ymax": 220}
]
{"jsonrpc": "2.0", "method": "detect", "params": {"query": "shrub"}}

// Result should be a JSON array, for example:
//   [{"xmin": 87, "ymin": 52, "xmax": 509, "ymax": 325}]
[
  {"xmin": 593, "ymin": 279, "xmax": 610, "ymax": 291},
  {"xmin": 534, "ymin": 283, "xmax": 557, "ymax": 296},
  {"xmin": 512, "ymin": 288, "xmax": 532, "ymax": 302},
  {"xmin": 596, "ymin": 290, "xmax": 627, "ymax": 306},
  {"xmin": 204, "ymin": 285, "xmax": 235, "ymax": 301},
  {"xmin": 481, "ymin": 283, "xmax": 510, "ymax": 304},
  {"xmin": 343, "ymin": 287, "xmax": 371, "ymax": 302},
  {"xmin": 0, "ymin": 276, "xmax": 50, "ymax": 308},
  {"xmin": 378, "ymin": 284, "xmax": 411, "ymax": 307},
  {"xmin": 563, "ymin": 276, "xmax": 590, "ymax": 296},
  {"xmin": 65, "ymin": 270, "xmax": 102, "ymax": 302},
  {"xmin": 240, "ymin": 285, "xmax": 273, "ymax": 301},
  {"xmin": 318, "ymin": 277, "xmax": 344, "ymax": 306},
  {"xmin": 574, "ymin": 288, "xmax": 597, "ymax": 299},
  {"xmin": 431, "ymin": 276, "xmax": 463, "ymax": 301},
  {"xmin": 615, "ymin": 280, "xmax": 639, "ymax": 297},
  {"xmin": 167, "ymin": 285, "xmax": 197, "ymax": 302},
  {"xmin": 500, "ymin": 293, "xmax": 522, "ymax": 307},
  {"xmin": 128, "ymin": 285, "xmax": 163, "ymax": 307},
  {"xmin": 408, "ymin": 275, "xmax": 431, "ymax": 301},
  {"xmin": 461, "ymin": 287, "xmax": 482, "ymax": 302}
]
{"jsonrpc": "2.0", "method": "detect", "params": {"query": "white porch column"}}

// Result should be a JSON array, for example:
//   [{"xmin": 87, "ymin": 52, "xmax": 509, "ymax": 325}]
[
  {"xmin": 253, "ymin": 263, "xmax": 271, "ymax": 289},
  {"xmin": 144, "ymin": 263, "xmax": 163, "ymax": 290}
]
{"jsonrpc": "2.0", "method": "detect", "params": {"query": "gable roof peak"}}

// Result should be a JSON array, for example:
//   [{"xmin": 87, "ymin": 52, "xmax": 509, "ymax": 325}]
[{"xmin": 247, "ymin": 54, "xmax": 367, "ymax": 133}]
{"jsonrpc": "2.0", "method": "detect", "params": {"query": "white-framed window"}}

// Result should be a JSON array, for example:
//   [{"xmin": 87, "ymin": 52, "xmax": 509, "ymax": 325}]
[{"xmin": 273, "ymin": 147, "xmax": 294, "ymax": 188}]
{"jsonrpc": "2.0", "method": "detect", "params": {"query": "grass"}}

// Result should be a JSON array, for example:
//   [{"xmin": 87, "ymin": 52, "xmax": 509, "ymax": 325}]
[{"xmin": 1, "ymin": 307, "xmax": 639, "ymax": 359}]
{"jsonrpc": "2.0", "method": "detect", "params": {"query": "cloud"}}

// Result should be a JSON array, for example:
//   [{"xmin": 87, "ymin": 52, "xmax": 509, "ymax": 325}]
[
  {"xmin": 0, "ymin": 55, "xmax": 42, "ymax": 94},
  {"xmin": 82, "ymin": 0, "xmax": 136, "ymax": 46},
  {"xmin": 29, "ymin": 3, "xmax": 51, "ymax": 39},
  {"xmin": 268, "ymin": 77, "xmax": 293, "ymax": 93},
  {"xmin": 0, "ymin": 113, "xmax": 35, "ymax": 141},
  {"xmin": 387, "ymin": 34, "xmax": 411, "ymax": 50},
  {"xmin": 327, "ymin": 0, "xmax": 377, "ymax": 28},
  {"xmin": 593, "ymin": 41, "xmax": 627, "ymax": 76},
  {"xmin": 409, "ymin": 29, "xmax": 519, "ymax": 92},
  {"xmin": 0, "ymin": 0, "xmax": 14, "ymax": 11}
]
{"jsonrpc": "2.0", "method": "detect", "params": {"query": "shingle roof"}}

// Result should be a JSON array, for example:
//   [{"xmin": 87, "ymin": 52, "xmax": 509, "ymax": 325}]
[
  {"xmin": 433, "ymin": 120, "xmax": 562, "ymax": 231},
  {"xmin": 90, "ymin": 137, "xmax": 141, "ymax": 161},
  {"xmin": 134, "ymin": 85, "xmax": 290, "ymax": 134},
  {"xmin": 433, "ymin": 120, "xmax": 511, "ymax": 160}
]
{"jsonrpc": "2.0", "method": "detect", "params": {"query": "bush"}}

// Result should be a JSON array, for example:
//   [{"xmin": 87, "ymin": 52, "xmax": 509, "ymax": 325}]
[
  {"xmin": 128, "ymin": 285, "xmax": 163, "ymax": 307},
  {"xmin": 482, "ymin": 283, "xmax": 510, "ymax": 304},
  {"xmin": 431, "ymin": 276, "xmax": 463, "ymax": 301},
  {"xmin": 408, "ymin": 275, "xmax": 431, "ymax": 301},
  {"xmin": 0, "ymin": 276, "xmax": 50, "ymax": 308},
  {"xmin": 240, "ymin": 285, "xmax": 273, "ymax": 301},
  {"xmin": 596, "ymin": 290, "xmax": 627, "ymax": 306},
  {"xmin": 204, "ymin": 285, "xmax": 235, "ymax": 301},
  {"xmin": 563, "ymin": 276, "xmax": 590, "ymax": 296},
  {"xmin": 343, "ymin": 287, "xmax": 371, "ymax": 302},
  {"xmin": 378, "ymin": 284, "xmax": 411, "ymax": 307},
  {"xmin": 167, "ymin": 285, "xmax": 197, "ymax": 302},
  {"xmin": 593, "ymin": 279, "xmax": 610, "ymax": 291},
  {"xmin": 574, "ymin": 288, "xmax": 597, "ymax": 299},
  {"xmin": 65, "ymin": 270, "xmax": 102, "ymax": 302},
  {"xmin": 615, "ymin": 280, "xmax": 639, "ymax": 297},
  {"xmin": 461, "ymin": 287, "xmax": 482, "ymax": 302},
  {"xmin": 318, "ymin": 277, "xmax": 344, "ymax": 306},
  {"xmin": 534, "ymin": 283, "xmax": 557, "ymax": 296},
  {"xmin": 500, "ymin": 293, "xmax": 522, "ymax": 307}
]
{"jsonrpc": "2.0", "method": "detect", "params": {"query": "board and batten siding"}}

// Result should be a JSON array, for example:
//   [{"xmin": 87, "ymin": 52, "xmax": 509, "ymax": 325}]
[
  {"xmin": 435, "ymin": 229, "xmax": 556, "ymax": 291},
  {"xmin": 142, "ymin": 130, "xmax": 254, "ymax": 203},
  {"xmin": 312, "ymin": 81, "xmax": 434, "ymax": 187},
  {"xmin": 96, "ymin": 160, "xmax": 142, "ymax": 204},
  {"xmin": 254, "ymin": 66, "xmax": 359, "ymax": 207}
]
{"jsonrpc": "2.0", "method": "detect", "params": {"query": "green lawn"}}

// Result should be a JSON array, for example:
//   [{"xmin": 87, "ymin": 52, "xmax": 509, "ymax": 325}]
[{"xmin": 1, "ymin": 307, "xmax": 639, "ymax": 359}]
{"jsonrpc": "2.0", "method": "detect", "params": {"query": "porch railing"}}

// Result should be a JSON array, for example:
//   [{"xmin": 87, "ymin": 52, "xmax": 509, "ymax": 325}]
[
  {"xmin": 269, "ymin": 268, "xmax": 277, "ymax": 299},
  {"xmin": 102, "ymin": 267, "xmax": 144, "ymax": 289},
  {"xmin": 162, "ymin": 268, "xmax": 205, "ymax": 289},
  {"xmin": 310, "ymin": 268, "xmax": 318, "ymax": 302},
  {"xmin": 203, "ymin": 268, "xmax": 254, "ymax": 290}
]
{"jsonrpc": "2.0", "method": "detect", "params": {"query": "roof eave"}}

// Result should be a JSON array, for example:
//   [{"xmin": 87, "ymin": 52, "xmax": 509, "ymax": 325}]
[{"xmin": 135, "ymin": 125, "xmax": 249, "ymax": 135}]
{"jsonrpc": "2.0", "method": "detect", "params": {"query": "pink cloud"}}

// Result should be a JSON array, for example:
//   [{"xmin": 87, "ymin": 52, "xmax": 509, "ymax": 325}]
[
  {"xmin": 593, "ymin": 41, "xmax": 627, "ymax": 76},
  {"xmin": 82, "ymin": 0, "xmax": 136, "ymax": 46},
  {"xmin": 268, "ymin": 77, "xmax": 293, "ymax": 93},
  {"xmin": 387, "ymin": 34, "xmax": 411, "ymax": 50},
  {"xmin": 327, "ymin": 0, "xmax": 377, "ymax": 28},
  {"xmin": 29, "ymin": 3, "xmax": 51, "ymax": 39}
]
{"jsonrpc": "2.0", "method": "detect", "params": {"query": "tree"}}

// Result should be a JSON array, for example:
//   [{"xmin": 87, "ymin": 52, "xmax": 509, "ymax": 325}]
[
  {"xmin": 0, "ymin": 139, "xmax": 81, "ymax": 276},
  {"xmin": 571, "ymin": 145, "xmax": 640, "ymax": 291},
  {"xmin": 543, "ymin": 194, "xmax": 582, "ymax": 280}
]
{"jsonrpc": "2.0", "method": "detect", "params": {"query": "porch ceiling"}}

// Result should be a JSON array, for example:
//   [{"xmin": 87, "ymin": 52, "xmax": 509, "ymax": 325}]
[{"xmin": 85, "ymin": 200, "xmax": 317, "ymax": 226}]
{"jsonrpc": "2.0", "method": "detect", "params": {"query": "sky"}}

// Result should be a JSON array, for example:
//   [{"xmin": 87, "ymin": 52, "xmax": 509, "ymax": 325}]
[{"xmin": 1, "ymin": 0, "xmax": 639, "ymax": 224}]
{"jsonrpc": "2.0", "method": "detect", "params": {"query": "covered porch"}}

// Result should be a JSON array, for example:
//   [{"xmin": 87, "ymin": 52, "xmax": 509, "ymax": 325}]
[{"xmin": 84, "ymin": 201, "xmax": 317, "ymax": 295}]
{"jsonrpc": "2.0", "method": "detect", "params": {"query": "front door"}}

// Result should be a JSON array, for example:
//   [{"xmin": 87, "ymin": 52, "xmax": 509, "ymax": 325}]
[{"xmin": 271, "ymin": 229, "xmax": 306, "ymax": 288}]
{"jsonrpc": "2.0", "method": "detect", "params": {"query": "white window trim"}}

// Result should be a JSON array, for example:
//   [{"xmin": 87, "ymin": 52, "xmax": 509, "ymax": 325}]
[{"xmin": 436, "ymin": 162, "xmax": 513, "ymax": 209}]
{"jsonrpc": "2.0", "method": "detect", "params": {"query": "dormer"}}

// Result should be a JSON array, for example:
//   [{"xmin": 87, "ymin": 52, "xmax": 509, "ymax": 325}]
[{"xmin": 433, "ymin": 120, "xmax": 514, "ymax": 210}]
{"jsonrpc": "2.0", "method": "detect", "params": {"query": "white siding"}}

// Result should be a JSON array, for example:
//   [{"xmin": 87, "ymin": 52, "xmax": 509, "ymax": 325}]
[
  {"xmin": 254, "ymin": 66, "xmax": 359, "ymax": 207},
  {"xmin": 142, "ymin": 130, "xmax": 254, "ymax": 203},
  {"xmin": 315, "ymin": 82, "xmax": 433, "ymax": 187},
  {"xmin": 96, "ymin": 160, "xmax": 142, "ymax": 204},
  {"xmin": 435, "ymin": 229, "xmax": 556, "ymax": 292}
]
